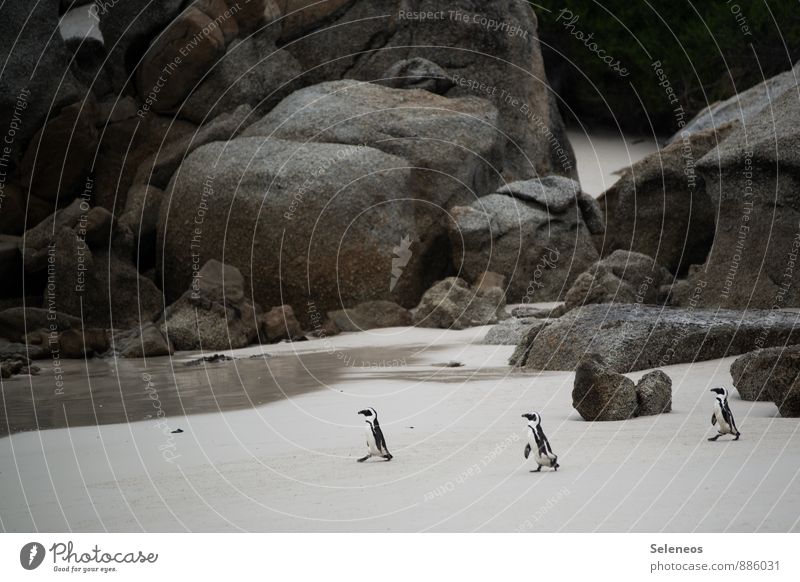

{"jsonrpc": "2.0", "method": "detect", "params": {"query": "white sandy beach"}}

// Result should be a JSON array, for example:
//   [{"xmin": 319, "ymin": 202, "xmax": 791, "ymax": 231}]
[
  {"xmin": 2, "ymin": 323, "xmax": 798, "ymax": 533},
  {"xmin": 567, "ymin": 129, "xmax": 660, "ymax": 196}
]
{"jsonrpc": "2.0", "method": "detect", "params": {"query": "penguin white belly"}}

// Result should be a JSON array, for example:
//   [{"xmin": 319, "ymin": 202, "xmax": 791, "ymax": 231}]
[
  {"xmin": 528, "ymin": 434, "xmax": 555, "ymax": 466},
  {"xmin": 365, "ymin": 425, "xmax": 381, "ymax": 455},
  {"xmin": 714, "ymin": 401, "xmax": 732, "ymax": 434}
]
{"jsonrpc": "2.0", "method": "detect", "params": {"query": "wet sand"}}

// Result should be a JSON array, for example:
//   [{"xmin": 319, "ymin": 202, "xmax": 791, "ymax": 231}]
[
  {"xmin": 0, "ymin": 343, "xmax": 452, "ymax": 437},
  {"xmin": 0, "ymin": 331, "xmax": 513, "ymax": 437}
]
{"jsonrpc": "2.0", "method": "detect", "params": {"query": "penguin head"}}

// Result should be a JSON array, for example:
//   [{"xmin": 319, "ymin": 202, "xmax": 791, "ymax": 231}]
[
  {"xmin": 358, "ymin": 408, "xmax": 377, "ymax": 420},
  {"xmin": 521, "ymin": 412, "xmax": 540, "ymax": 425},
  {"xmin": 710, "ymin": 387, "xmax": 727, "ymax": 398}
]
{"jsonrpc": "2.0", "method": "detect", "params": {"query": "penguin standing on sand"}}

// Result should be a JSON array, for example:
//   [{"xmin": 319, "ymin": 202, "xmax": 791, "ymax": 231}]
[
  {"xmin": 357, "ymin": 408, "xmax": 393, "ymax": 462},
  {"xmin": 709, "ymin": 387, "xmax": 741, "ymax": 441},
  {"xmin": 522, "ymin": 413, "xmax": 559, "ymax": 472}
]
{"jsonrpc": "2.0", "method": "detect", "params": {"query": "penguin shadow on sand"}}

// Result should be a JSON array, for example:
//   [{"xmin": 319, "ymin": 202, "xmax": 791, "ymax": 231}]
[
  {"xmin": 708, "ymin": 387, "xmax": 742, "ymax": 442},
  {"xmin": 521, "ymin": 412, "xmax": 560, "ymax": 472},
  {"xmin": 356, "ymin": 408, "xmax": 393, "ymax": 463}
]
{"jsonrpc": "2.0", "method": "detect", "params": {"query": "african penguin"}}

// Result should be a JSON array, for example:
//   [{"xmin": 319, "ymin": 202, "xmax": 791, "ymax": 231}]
[
  {"xmin": 709, "ymin": 387, "xmax": 741, "ymax": 441},
  {"xmin": 357, "ymin": 408, "xmax": 393, "ymax": 462},
  {"xmin": 522, "ymin": 412, "xmax": 559, "ymax": 472}
]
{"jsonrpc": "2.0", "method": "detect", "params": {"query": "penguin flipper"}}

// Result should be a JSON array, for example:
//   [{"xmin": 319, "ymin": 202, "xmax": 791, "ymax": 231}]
[
  {"xmin": 524, "ymin": 443, "xmax": 531, "ymax": 459},
  {"xmin": 711, "ymin": 413, "xmax": 717, "ymax": 426}
]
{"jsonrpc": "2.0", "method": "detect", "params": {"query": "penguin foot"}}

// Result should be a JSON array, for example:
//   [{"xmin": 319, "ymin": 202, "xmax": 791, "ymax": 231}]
[
  {"xmin": 383, "ymin": 454, "xmax": 393, "ymax": 461},
  {"xmin": 530, "ymin": 466, "xmax": 542, "ymax": 473},
  {"xmin": 707, "ymin": 435, "xmax": 721, "ymax": 442},
  {"xmin": 554, "ymin": 464, "xmax": 560, "ymax": 471},
  {"xmin": 734, "ymin": 434, "xmax": 741, "ymax": 441},
  {"xmin": 357, "ymin": 455, "xmax": 371, "ymax": 462}
]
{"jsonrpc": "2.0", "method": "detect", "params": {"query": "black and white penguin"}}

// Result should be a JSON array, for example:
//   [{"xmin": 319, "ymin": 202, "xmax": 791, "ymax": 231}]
[
  {"xmin": 522, "ymin": 412, "xmax": 559, "ymax": 472},
  {"xmin": 357, "ymin": 408, "xmax": 393, "ymax": 462},
  {"xmin": 709, "ymin": 387, "xmax": 741, "ymax": 441}
]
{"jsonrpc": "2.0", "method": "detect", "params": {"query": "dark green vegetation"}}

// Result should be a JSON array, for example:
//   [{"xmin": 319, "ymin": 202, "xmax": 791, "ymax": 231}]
[{"xmin": 535, "ymin": 0, "xmax": 800, "ymax": 134}]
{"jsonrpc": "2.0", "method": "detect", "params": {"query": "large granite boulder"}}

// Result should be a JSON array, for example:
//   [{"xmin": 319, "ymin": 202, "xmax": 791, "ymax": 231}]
[
  {"xmin": 97, "ymin": 0, "xmax": 184, "ymax": 93},
  {"xmin": 413, "ymin": 277, "xmax": 507, "ymax": 330},
  {"xmin": 563, "ymin": 250, "xmax": 673, "ymax": 312},
  {"xmin": 132, "ymin": 104, "xmax": 253, "ymax": 189},
  {"xmin": 572, "ymin": 354, "xmax": 638, "ymax": 421},
  {"xmin": 599, "ymin": 125, "xmax": 735, "ymax": 274},
  {"xmin": 261, "ymin": 305, "xmax": 304, "ymax": 342},
  {"xmin": 21, "ymin": 199, "xmax": 114, "ymax": 273},
  {"xmin": 674, "ymin": 61, "xmax": 800, "ymax": 141},
  {"xmin": 21, "ymin": 202, "xmax": 161, "ymax": 329},
  {"xmin": 51, "ymin": 246, "xmax": 162, "ymax": 329},
  {"xmin": 114, "ymin": 185, "xmax": 165, "ymax": 265},
  {"xmin": 242, "ymin": 80, "xmax": 504, "ymax": 212},
  {"xmin": 514, "ymin": 304, "xmax": 800, "ymax": 372},
  {"xmin": 449, "ymin": 177, "xmax": 599, "ymax": 302},
  {"xmin": 730, "ymin": 349, "xmax": 777, "ymax": 401},
  {"xmin": 159, "ymin": 260, "xmax": 261, "ymax": 351},
  {"xmin": 275, "ymin": 0, "xmax": 354, "ymax": 40},
  {"xmin": 93, "ymin": 114, "xmax": 196, "ymax": 213},
  {"xmin": 160, "ymin": 88, "xmax": 500, "ymax": 321},
  {"xmin": 0, "ymin": 184, "xmax": 53, "ymax": 236},
  {"xmin": 280, "ymin": 0, "xmax": 575, "ymax": 180},
  {"xmin": 180, "ymin": 32, "xmax": 301, "ymax": 124},
  {"xmin": 135, "ymin": 5, "xmax": 230, "ymax": 113},
  {"xmin": 482, "ymin": 317, "xmax": 540, "ymax": 346},
  {"xmin": 57, "ymin": 328, "xmax": 110, "ymax": 358},
  {"xmin": 0, "ymin": 1, "xmax": 84, "ymax": 169},
  {"xmin": 18, "ymin": 98, "xmax": 100, "ymax": 205},
  {"xmin": 159, "ymin": 137, "xmax": 421, "ymax": 320},
  {"xmin": 731, "ymin": 346, "xmax": 800, "ymax": 414},
  {"xmin": 676, "ymin": 89, "xmax": 800, "ymax": 309},
  {"xmin": 0, "ymin": 307, "xmax": 81, "ymax": 342},
  {"xmin": 120, "ymin": 324, "xmax": 174, "ymax": 358},
  {"xmin": 21, "ymin": 199, "xmax": 89, "ymax": 271},
  {"xmin": 635, "ymin": 370, "xmax": 673, "ymax": 416}
]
